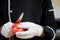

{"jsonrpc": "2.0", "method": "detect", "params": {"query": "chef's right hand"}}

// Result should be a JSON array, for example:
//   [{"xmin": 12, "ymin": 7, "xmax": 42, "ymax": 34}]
[{"xmin": 1, "ymin": 22, "xmax": 13, "ymax": 38}]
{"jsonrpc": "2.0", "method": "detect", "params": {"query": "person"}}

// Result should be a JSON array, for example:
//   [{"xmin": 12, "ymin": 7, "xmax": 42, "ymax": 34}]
[{"xmin": 0, "ymin": 0, "xmax": 57, "ymax": 40}]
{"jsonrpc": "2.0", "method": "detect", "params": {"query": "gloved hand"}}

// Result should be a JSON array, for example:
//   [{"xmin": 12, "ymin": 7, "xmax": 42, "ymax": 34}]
[
  {"xmin": 16, "ymin": 22, "xmax": 43, "ymax": 39},
  {"xmin": 1, "ymin": 22, "xmax": 13, "ymax": 38}
]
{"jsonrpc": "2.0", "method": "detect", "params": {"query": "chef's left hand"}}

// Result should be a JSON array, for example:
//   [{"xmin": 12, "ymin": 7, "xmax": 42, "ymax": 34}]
[{"xmin": 16, "ymin": 22, "xmax": 43, "ymax": 39}]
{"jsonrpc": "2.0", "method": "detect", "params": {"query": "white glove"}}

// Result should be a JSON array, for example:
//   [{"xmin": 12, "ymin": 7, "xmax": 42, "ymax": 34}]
[
  {"xmin": 16, "ymin": 22, "xmax": 43, "ymax": 39},
  {"xmin": 1, "ymin": 22, "xmax": 13, "ymax": 38}
]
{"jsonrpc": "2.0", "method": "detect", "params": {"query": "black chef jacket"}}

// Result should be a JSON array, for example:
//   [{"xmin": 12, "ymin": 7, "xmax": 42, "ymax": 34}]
[{"xmin": 0, "ymin": 0, "xmax": 57, "ymax": 40}]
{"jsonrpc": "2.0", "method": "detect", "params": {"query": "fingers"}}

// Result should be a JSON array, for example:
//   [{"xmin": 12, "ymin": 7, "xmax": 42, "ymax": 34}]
[
  {"xmin": 16, "ymin": 30, "xmax": 31, "ymax": 35},
  {"xmin": 15, "ymin": 29, "xmax": 36, "ymax": 39},
  {"xmin": 16, "ymin": 33, "xmax": 35, "ymax": 39},
  {"xmin": 1, "ymin": 29, "xmax": 12, "ymax": 38},
  {"xmin": 17, "ymin": 22, "xmax": 30, "ymax": 29},
  {"xmin": 17, "ymin": 22, "xmax": 35, "ymax": 29},
  {"xmin": 16, "ymin": 34, "xmax": 31, "ymax": 39},
  {"xmin": 1, "ymin": 22, "xmax": 13, "ymax": 38},
  {"xmin": 7, "ymin": 31, "xmax": 13, "ymax": 38}
]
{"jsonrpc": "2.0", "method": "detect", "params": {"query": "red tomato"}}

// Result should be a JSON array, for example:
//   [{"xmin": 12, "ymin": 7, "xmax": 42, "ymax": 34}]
[
  {"xmin": 12, "ymin": 24, "xmax": 24, "ymax": 34},
  {"xmin": 17, "ymin": 28, "xmax": 24, "ymax": 32},
  {"xmin": 12, "ymin": 26, "xmax": 18, "ymax": 34}
]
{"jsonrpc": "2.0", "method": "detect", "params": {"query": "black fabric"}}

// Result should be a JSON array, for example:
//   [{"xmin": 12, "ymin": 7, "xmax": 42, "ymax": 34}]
[
  {"xmin": 10, "ymin": 0, "xmax": 43, "ymax": 24},
  {"xmin": 0, "ymin": 0, "xmax": 9, "ymax": 27},
  {"xmin": 0, "ymin": 0, "xmax": 57, "ymax": 40},
  {"xmin": 43, "ymin": 26, "xmax": 54, "ymax": 40}
]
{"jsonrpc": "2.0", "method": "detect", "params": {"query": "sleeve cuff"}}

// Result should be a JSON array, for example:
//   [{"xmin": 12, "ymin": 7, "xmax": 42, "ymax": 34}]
[{"xmin": 43, "ymin": 26, "xmax": 56, "ymax": 40}]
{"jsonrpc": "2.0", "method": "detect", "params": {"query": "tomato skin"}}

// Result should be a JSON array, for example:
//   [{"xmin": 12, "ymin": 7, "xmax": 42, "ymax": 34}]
[
  {"xmin": 12, "ymin": 20, "xmax": 24, "ymax": 34},
  {"xmin": 12, "ymin": 26, "xmax": 18, "ymax": 34},
  {"xmin": 17, "ymin": 28, "xmax": 24, "ymax": 32},
  {"xmin": 12, "ymin": 24, "xmax": 24, "ymax": 34}
]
